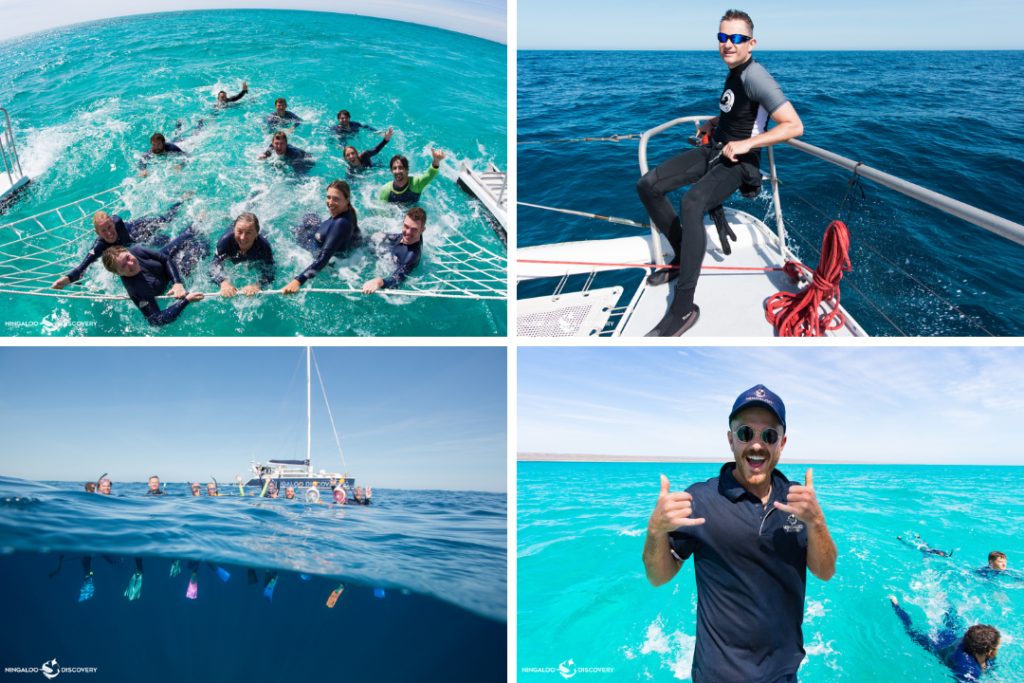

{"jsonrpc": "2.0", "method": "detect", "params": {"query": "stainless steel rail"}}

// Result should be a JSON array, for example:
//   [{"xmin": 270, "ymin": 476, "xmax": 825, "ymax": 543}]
[{"xmin": 1, "ymin": 108, "xmax": 25, "ymax": 189}]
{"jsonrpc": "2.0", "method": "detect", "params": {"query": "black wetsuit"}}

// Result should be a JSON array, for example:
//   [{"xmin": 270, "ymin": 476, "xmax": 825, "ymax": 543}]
[
  {"xmin": 376, "ymin": 234, "xmax": 421, "ymax": 289},
  {"xmin": 331, "ymin": 121, "xmax": 377, "ymax": 137},
  {"xmin": 262, "ymin": 144, "xmax": 309, "ymax": 161},
  {"xmin": 348, "ymin": 137, "xmax": 390, "ymax": 171},
  {"xmin": 118, "ymin": 225, "xmax": 208, "ymax": 326},
  {"xmin": 139, "ymin": 143, "xmax": 186, "ymax": 170},
  {"xmin": 292, "ymin": 208, "xmax": 359, "ymax": 285},
  {"xmin": 64, "ymin": 203, "xmax": 182, "ymax": 283},
  {"xmin": 145, "ymin": 489, "xmax": 165, "ymax": 495},
  {"xmin": 266, "ymin": 111, "xmax": 301, "ymax": 132},
  {"xmin": 215, "ymin": 88, "xmax": 247, "ymax": 108},
  {"xmin": 636, "ymin": 56, "xmax": 789, "ymax": 330},
  {"xmin": 891, "ymin": 602, "xmax": 990, "ymax": 681},
  {"xmin": 209, "ymin": 229, "xmax": 275, "ymax": 289}
]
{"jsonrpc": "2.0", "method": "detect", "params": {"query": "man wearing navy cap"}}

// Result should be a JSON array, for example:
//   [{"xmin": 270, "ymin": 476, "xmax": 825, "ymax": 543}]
[{"xmin": 642, "ymin": 384, "xmax": 837, "ymax": 683}]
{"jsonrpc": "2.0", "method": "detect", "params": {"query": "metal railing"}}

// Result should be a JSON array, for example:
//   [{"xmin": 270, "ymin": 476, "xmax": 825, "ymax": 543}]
[{"xmin": 1, "ymin": 108, "xmax": 25, "ymax": 189}]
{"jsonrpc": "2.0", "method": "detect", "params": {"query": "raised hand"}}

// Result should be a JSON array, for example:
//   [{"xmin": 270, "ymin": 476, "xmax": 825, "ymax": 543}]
[
  {"xmin": 647, "ymin": 475, "xmax": 706, "ymax": 534},
  {"xmin": 384, "ymin": 126, "xmax": 393, "ymax": 142},
  {"xmin": 430, "ymin": 147, "xmax": 445, "ymax": 167},
  {"xmin": 773, "ymin": 468, "xmax": 824, "ymax": 527}
]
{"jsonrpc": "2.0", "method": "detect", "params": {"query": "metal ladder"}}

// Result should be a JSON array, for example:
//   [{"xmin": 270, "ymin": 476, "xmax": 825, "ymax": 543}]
[{"xmin": 1, "ymin": 108, "xmax": 26, "ymax": 194}]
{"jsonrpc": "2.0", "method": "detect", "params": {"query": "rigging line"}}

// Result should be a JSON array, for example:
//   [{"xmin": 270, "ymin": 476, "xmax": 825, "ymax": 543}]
[
  {"xmin": 0, "ymin": 287, "xmax": 507, "ymax": 301},
  {"xmin": 518, "ymin": 201, "xmax": 652, "ymax": 229},
  {"xmin": 517, "ymin": 133, "xmax": 642, "ymax": 145},
  {"xmin": 776, "ymin": 178, "xmax": 994, "ymax": 337},
  {"xmin": 311, "ymin": 349, "xmax": 348, "ymax": 475},
  {"xmin": 267, "ymin": 349, "xmax": 305, "ymax": 464}
]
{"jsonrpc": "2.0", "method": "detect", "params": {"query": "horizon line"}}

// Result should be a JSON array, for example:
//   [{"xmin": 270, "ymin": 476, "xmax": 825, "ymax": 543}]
[{"xmin": 517, "ymin": 453, "xmax": 1020, "ymax": 466}]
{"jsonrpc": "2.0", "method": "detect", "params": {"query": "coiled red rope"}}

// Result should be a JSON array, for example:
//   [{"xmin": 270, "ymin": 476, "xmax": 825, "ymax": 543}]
[{"xmin": 765, "ymin": 220, "xmax": 852, "ymax": 336}]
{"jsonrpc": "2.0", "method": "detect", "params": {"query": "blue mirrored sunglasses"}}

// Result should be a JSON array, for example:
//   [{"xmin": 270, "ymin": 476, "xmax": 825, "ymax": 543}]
[{"xmin": 718, "ymin": 33, "xmax": 752, "ymax": 45}]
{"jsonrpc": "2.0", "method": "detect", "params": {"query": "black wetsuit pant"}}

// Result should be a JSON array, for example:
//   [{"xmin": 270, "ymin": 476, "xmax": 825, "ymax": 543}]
[{"xmin": 636, "ymin": 145, "xmax": 760, "ymax": 293}]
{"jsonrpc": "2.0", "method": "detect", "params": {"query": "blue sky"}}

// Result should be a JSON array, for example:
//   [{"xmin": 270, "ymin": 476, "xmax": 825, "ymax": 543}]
[
  {"xmin": 0, "ymin": 346, "xmax": 507, "ymax": 491},
  {"xmin": 0, "ymin": 0, "xmax": 507, "ymax": 44},
  {"xmin": 518, "ymin": 346, "xmax": 1024, "ymax": 466},
  {"xmin": 519, "ymin": 0, "xmax": 1024, "ymax": 50}
]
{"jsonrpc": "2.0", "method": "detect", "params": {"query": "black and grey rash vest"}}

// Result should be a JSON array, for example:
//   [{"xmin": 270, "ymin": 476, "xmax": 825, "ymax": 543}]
[{"xmin": 713, "ymin": 57, "xmax": 789, "ymax": 164}]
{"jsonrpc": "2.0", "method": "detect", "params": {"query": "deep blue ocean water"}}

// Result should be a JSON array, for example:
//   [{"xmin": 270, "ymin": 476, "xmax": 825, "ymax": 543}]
[
  {"xmin": 517, "ymin": 51, "xmax": 1024, "ymax": 336},
  {"xmin": 0, "ymin": 10, "xmax": 507, "ymax": 336},
  {"xmin": 0, "ymin": 477, "xmax": 506, "ymax": 681},
  {"xmin": 518, "ymin": 462, "xmax": 1024, "ymax": 682}
]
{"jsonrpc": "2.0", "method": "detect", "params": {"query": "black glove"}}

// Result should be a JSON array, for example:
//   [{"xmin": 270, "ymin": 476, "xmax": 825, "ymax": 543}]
[{"xmin": 709, "ymin": 204, "xmax": 736, "ymax": 255}]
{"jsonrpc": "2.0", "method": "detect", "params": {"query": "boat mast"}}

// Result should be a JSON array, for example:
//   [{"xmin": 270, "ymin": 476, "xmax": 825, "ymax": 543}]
[{"xmin": 306, "ymin": 346, "xmax": 311, "ymax": 475}]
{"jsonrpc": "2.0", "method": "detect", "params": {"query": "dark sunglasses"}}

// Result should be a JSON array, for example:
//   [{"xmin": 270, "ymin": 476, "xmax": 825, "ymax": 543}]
[
  {"xmin": 735, "ymin": 425, "xmax": 780, "ymax": 445},
  {"xmin": 718, "ymin": 33, "xmax": 752, "ymax": 45}
]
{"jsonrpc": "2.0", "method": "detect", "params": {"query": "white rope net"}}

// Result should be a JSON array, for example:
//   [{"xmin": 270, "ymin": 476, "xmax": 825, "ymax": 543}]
[{"xmin": 0, "ymin": 186, "xmax": 508, "ymax": 302}]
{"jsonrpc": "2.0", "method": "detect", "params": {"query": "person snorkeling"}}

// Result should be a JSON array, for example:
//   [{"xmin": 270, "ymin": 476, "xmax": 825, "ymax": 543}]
[{"xmin": 898, "ymin": 534, "xmax": 954, "ymax": 558}]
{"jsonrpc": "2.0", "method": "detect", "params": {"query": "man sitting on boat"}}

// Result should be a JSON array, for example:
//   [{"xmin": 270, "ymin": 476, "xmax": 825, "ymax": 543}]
[
  {"xmin": 359, "ymin": 207, "xmax": 426, "ymax": 294},
  {"xmin": 637, "ymin": 9, "xmax": 804, "ymax": 337},
  {"xmin": 100, "ymin": 221, "xmax": 209, "ymax": 326},
  {"xmin": 52, "ymin": 194, "xmax": 192, "ymax": 290},
  {"xmin": 378, "ymin": 149, "xmax": 444, "ymax": 204},
  {"xmin": 208, "ymin": 212, "xmax": 276, "ymax": 298}
]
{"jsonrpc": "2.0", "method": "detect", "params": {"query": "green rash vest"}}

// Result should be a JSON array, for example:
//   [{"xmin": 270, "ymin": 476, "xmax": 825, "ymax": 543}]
[{"xmin": 378, "ymin": 164, "xmax": 439, "ymax": 203}]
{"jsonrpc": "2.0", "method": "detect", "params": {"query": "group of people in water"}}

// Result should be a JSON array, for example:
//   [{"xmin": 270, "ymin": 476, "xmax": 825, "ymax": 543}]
[
  {"xmin": 61, "ymin": 473, "xmax": 370, "ymax": 605},
  {"xmin": 891, "ymin": 534, "xmax": 1019, "ymax": 680},
  {"xmin": 50, "ymin": 82, "xmax": 445, "ymax": 325}
]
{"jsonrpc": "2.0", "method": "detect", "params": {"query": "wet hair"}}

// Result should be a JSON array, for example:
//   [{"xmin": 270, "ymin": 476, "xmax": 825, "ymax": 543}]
[
  {"xmin": 989, "ymin": 551, "xmax": 1007, "ymax": 563},
  {"xmin": 390, "ymin": 154, "xmax": 409, "ymax": 171},
  {"xmin": 84, "ymin": 482, "xmax": 97, "ymax": 492},
  {"xmin": 336, "ymin": 110, "xmax": 351, "ymax": 120},
  {"xmin": 406, "ymin": 206, "xmax": 427, "ymax": 227},
  {"xmin": 101, "ymin": 245, "xmax": 128, "ymax": 273},
  {"xmin": 963, "ymin": 625, "xmax": 1000, "ymax": 659},
  {"xmin": 92, "ymin": 211, "xmax": 110, "ymax": 228},
  {"xmin": 721, "ymin": 9, "xmax": 754, "ymax": 33},
  {"xmin": 273, "ymin": 131, "xmax": 288, "ymax": 143},
  {"xmin": 150, "ymin": 132, "xmax": 165, "ymax": 144},
  {"xmin": 343, "ymin": 145, "xmax": 359, "ymax": 158},
  {"xmin": 234, "ymin": 212, "xmax": 261, "ymax": 234},
  {"xmin": 326, "ymin": 180, "xmax": 358, "ymax": 233},
  {"xmin": 149, "ymin": 476, "xmax": 160, "ymax": 482},
  {"xmin": 275, "ymin": 97, "xmax": 287, "ymax": 106},
  {"xmin": 218, "ymin": 90, "xmax": 227, "ymax": 97}
]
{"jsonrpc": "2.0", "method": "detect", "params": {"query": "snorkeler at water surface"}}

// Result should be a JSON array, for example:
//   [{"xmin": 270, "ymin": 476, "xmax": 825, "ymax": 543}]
[
  {"xmin": 216, "ymin": 81, "xmax": 248, "ymax": 107},
  {"xmin": 258, "ymin": 131, "xmax": 310, "ymax": 162},
  {"xmin": 898, "ymin": 534, "xmax": 954, "ymax": 558},
  {"xmin": 139, "ymin": 132, "xmax": 187, "ymax": 176},
  {"xmin": 266, "ymin": 97, "xmax": 301, "ymax": 133},
  {"xmin": 282, "ymin": 180, "xmax": 359, "ymax": 295},
  {"xmin": 331, "ymin": 109, "xmax": 377, "ymax": 137}
]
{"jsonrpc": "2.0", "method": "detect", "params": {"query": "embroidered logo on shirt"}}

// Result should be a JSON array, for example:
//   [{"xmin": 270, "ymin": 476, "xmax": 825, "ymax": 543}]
[
  {"xmin": 784, "ymin": 514, "xmax": 804, "ymax": 533},
  {"xmin": 720, "ymin": 89, "xmax": 735, "ymax": 113}
]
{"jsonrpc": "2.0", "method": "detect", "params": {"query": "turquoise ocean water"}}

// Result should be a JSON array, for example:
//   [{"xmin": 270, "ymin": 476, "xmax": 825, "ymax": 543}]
[
  {"xmin": 0, "ymin": 10, "xmax": 506, "ymax": 336},
  {"xmin": 518, "ymin": 462, "xmax": 1024, "ymax": 682}
]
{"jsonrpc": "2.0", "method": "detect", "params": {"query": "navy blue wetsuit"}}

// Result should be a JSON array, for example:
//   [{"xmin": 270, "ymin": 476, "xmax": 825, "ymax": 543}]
[
  {"xmin": 208, "ymin": 229, "xmax": 276, "ymax": 288},
  {"xmin": 891, "ymin": 602, "xmax": 991, "ymax": 681},
  {"xmin": 292, "ymin": 208, "xmax": 359, "ymax": 285},
  {"xmin": 347, "ymin": 137, "xmax": 389, "ymax": 172},
  {"xmin": 899, "ymin": 535, "xmax": 952, "ymax": 557},
  {"xmin": 331, "ymin": 121, "xmax": 377, "ymax": 137},
  {"xmin": 266, "ymin": 111, "xmax": 301, "ymax": 132},
  {"xmin": 64, "ymin": 203, "xmax": 182, "ymax": 283},
  {"xmin": 139, "ymin": 143, "xmax": 186, "ymax": 170},
  {"xmin": 118, "ymin": 225, "xmax": 208, "ymax": 326},
  {"xmin": 975, "ymin": 567, "xmax": 1024, "ymax": 582},
  {"xmin": 262, "ymin": 144, "xmax": 309, "ymax": 161},
  {"xmin": 376, "ymin": 234, "xmax": 421, "ymax": 289}
]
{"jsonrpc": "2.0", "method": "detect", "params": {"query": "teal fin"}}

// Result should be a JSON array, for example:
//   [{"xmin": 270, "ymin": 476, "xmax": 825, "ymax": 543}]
[
  {"xmin": 169, "ymin": 560, "xmax": 181, "ymax": 578},
  {"xmin": 263, "ymin": 575, "xmax": 278, "ymax": 603},
  {"xmin": 79, "ymin": 573, "xmax": 94, "ymax": 602},
  {"xmin": 125, "ymin": 571, "xmax": 143, "ymax": 601}
]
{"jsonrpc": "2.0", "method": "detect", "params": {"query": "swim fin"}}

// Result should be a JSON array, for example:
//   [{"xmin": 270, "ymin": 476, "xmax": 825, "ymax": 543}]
[
  {"xmin": 374, "ymin": 588, "xmax": 385, "ymax": 598},
  {"xmin": 247, "ymin": 568, "xmax": 258, "ymax": 585},
  {"xmin": 263, "ymin": 574, "xmax": 278, "ymax": 603},
  {"xmin": 79, "ymin": 573, "xmax": 95, "ymax": 602},
  {"xmin": 300, "ymin": 574, "xmax": 310, "ymax": 581},
  {"xmin": 170, "ymin": 560, "xmax": 181, "ymax": 578},
  {"xmin": 326, "ymin": 583, "xmax": 345, "ymax": 608},
  {"xmin": 209, "ymin": 564, "xmax": 230, "ymax": 582},
  {"xmin": 709, "ymin": 204, "xmax": 736, "ymax": 255},
  {"xmin": 186, "ymin": 573, "xmax": 198, "ymax": 599},
  {"xmin": 125, "ymin": 571, "xmax": 143, "ymax": 601}
]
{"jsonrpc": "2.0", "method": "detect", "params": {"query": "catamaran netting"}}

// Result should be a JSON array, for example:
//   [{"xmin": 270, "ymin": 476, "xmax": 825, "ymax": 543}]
[{"xmin": 0, "ymin": 187, "xmax": 507, "ymax": 302}]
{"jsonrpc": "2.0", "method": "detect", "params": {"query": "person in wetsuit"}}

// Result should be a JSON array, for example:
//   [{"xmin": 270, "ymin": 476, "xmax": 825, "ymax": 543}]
[
  {"xmin": 51, "ymin": 195, "xmax": 192, "ymax": 290},
  {"xmin": 349, "ymin": 486, "xmax": 373, "ymax": 505},
  {"xmin": 360, "ymin": 206, "xmax": 426, "ymax": 294},
  {"xmin": 282, "ymin": 180, "xmax": 359, "ymax": 295},
  {"xmin": 190, "ymin": 483, "xmax": 202, "ymax": 496},
  {"xmin": 216, "ymin": 81, "xmax": 248, "ymax": 107},
  {"xmin": 258, "ymin": 131, "xmax": 310, "ymax": 162},
  {"xmin": 331, "ymin": 109, "xmax": 377, "ymax": 138},
  {"xmin": 266, "ymin": 97, "xmax": 301, "ymax": 133},
  {"xmin": 378, "ymin": 148, "xmax": 445, "ymax": 204},
  {"xmin": 975, "ymin": 551, "xmax": 1024, "ymax": 581},
  {"xmin": 889, "ymin": 596, "xmax": 1000, "ymax": 681},
  {"xmin": 139, "ymin": 132, "xmax": 187, "ymax": 176},
  {"xmin": 636, "ymin": 10, "xmax": 804, "ymax": 337},
  {"xmin": 146, "ymin": 476, "xmax": 165, "ymax": 495},
  {"xmin": 344, "ymin": 126, "xmax": 393, "ymax": 172},
  {"xmin": 98, "ymin": 478, "xmax": 112, "ymax": 495},
  {"xmin": 208, "ymin": 212, "xmax": 275, "ymax": 297},
  {"xmin": 898, "ymin": 534, "xmax": 954, "ymax": 558},
  {"xmin": 101, "ymin": 222, "xmax": 209, "ymax": 326}
]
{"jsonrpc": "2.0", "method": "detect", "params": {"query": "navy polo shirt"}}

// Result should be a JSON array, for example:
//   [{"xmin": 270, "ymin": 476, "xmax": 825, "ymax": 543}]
[{"xmin": 668, "ymin": 463, "xmax": 808, "ymax": 683}]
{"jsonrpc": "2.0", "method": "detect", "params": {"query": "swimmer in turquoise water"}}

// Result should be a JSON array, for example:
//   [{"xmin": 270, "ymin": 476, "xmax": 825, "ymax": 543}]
[
  {"xmin": 52, "ymin": 194, "xmax": 192, "ymax": 290},
  {"xmin": 283, "ymin": 181, "xmax": 359, "ymax": 295},
  {"xmin": 378, "ymin": 148, "xmax": 445, "ymax": 204},
  {"xmin": 975, "ymin": 551, "xmax": 1024, "ymax": 581},
  {"xmin": 360, "ymin": 206, "xmax": 426, "ymax": 294},
  {"xmin": 216, "ymin": 81, "xmax": 248, "ymax": 107},
  {"xmin": 266, "ymin": 97, "xmax": 301, "ymax": 133},
  {"xmin": 139, "ymin": 132, "xmax": 187, "ymax": 176},
  {"xmin": 208, "ymin": 212, "xmax": 276, "ymax": 298},
  {"xmin": 258, "ymin": 131, "xmax": 312, "ymax": 168},
  {"xmin": 344, "ymin": 127, "xmax": 393, "ymax": 172},
  {"xmin": 331, "ymin": 109, "xmax": 377, "ymax": 137},
  {"xmin": 101, "ymin": 222, "xmax": 209, "ymax": 326},
  {"xmin": 889, "ymin": 596, "xmax": 1000, "ymax": 681},
  {"xmin": 898, "ymin": 534, "xmax": 954, "ymax": 558}
]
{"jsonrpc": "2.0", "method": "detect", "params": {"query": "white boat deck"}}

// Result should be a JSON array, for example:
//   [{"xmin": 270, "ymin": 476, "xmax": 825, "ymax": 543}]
[
  {"xmin": 458, "ymin": 161, "xmax": 507, "ymax": 232},
  {"xmin": 0, "ymin": 174, "xmax": 28, "ymax": 203},
  {"xmin": 518, "ymin": 207, "xmax": 867, "ymax": 337}
]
